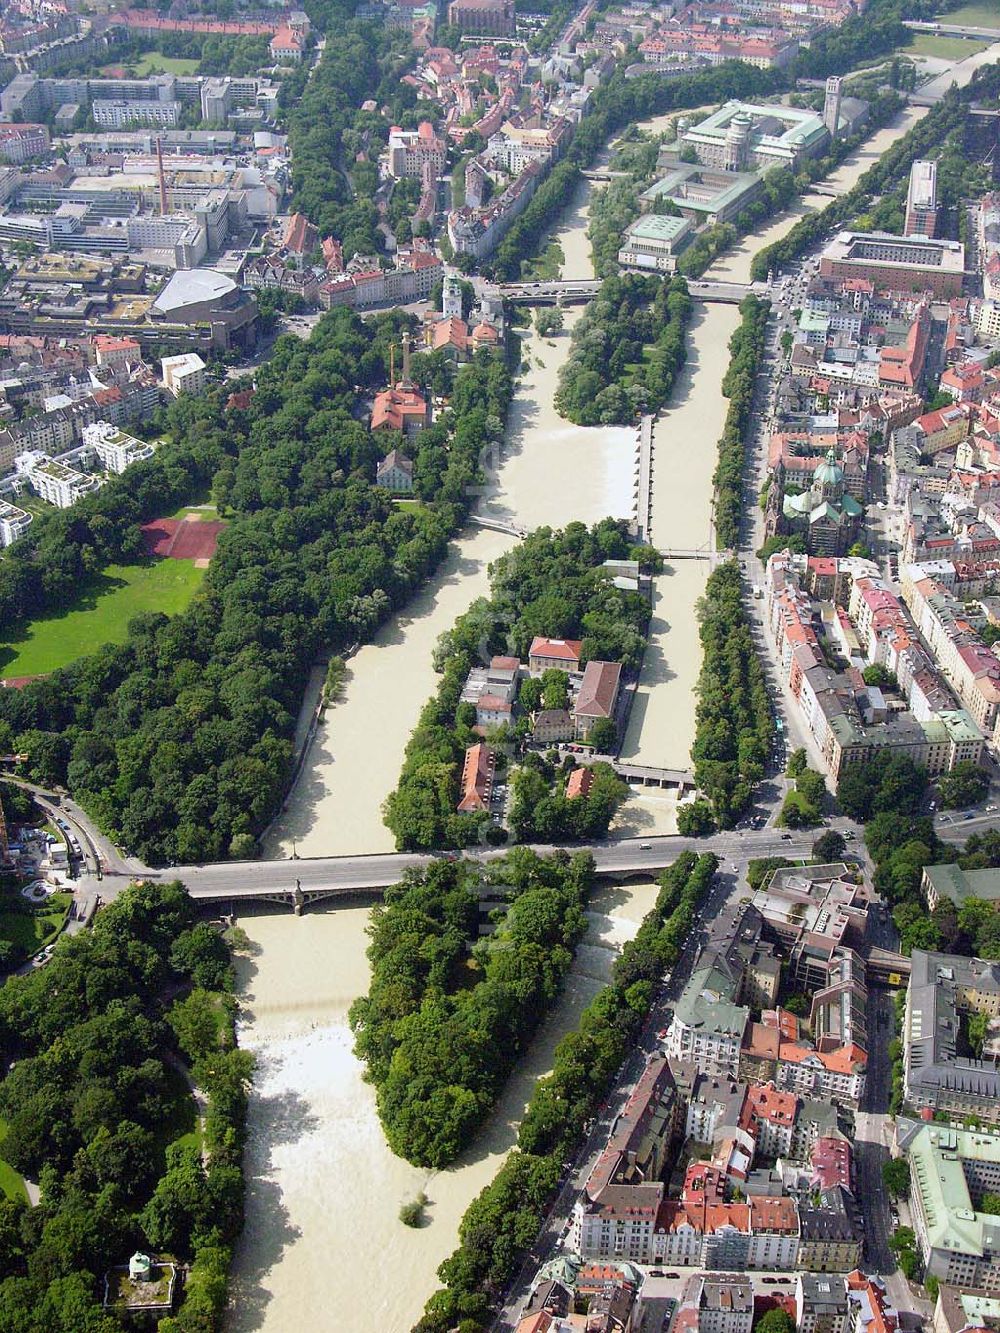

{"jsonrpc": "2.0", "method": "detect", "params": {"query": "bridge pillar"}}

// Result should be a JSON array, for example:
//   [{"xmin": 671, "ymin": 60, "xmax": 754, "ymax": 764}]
[{"xmin": 293, "ymin": 879, "xmax": 304, "ymax": 916}]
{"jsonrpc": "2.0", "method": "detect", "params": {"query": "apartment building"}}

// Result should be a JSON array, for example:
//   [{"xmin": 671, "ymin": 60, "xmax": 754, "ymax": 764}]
[
  {"xmin": 665, "ymin": 959, "xmax": 750, "ymax": 1076},
  {"xmin": 0, "ymin": 498, "xmax": 30, "ymax": 546},
  {"xmin": 903, "ymin": 950, "xmax": 1000, "ymax": 1126},
  {"xmin": 901, "ymin": 1121, "xmax": 1000, "ymax": 1287},
  {"xmin": 387, "ymin": 121, "xmax": 446, "ymax": 180},
  {"xmin": 0, "ymin": 123, "xmax": 49, "ymax": 163},
  {"xmin": 797, "ymin": 1274, "xmax": 849, "ymax": 1333},
  {"xmin": 80, "ymin": 421, "xmax": 154, "ymax": 474},
  {"xmin": 678, "ymin": 1274, "xmax": 754, "ymax": 1333},
  {"xmin": 846, "ymin": 1272, "xmax": 898, "ymax": 1333},
  {"xmin": 160, "ymin": 352, "xmax": 207, "ymax": 398},
  {"xmin": 798, "ymin": 1186, "xmax": 862, "ymax": 1272},
  {"xmin": 740, "ymin": 1017, "xmax": 867, "ymax": 1104},
  {"xmin": 903, "ymin": 566, "xmax": 1000, "ymax": 732},
  {"xmin": 13, "ymin": 449, "xmax": 99, "ymax": 508}
]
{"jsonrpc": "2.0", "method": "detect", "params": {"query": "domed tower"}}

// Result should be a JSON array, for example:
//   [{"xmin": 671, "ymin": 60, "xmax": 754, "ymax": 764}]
[
  {"xmin": 724, "ymin": 112, "xmax": 752, "ymax": 172},
  {"xmin": 814, "ymin": 447, "xmax": 845, "ymax": 502}
]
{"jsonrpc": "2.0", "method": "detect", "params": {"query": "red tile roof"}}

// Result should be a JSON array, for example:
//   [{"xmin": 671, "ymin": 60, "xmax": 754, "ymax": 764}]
[
  {"xmin": 458, "ymin": 742, "xmax": 494, "ymax": 812},
  {"xmin": 574, "ymin": 660, "xmax": 622, "ymax": 720},
  {"xmin": 529, "ymin": 637, "xmax": 582, "ymax": 664}
]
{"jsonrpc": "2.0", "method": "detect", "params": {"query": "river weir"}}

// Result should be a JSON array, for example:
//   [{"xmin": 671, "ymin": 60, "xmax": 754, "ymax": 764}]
[{"xmin": 230, "ymin": 100, "xmax": 931, "ymax": 1330}]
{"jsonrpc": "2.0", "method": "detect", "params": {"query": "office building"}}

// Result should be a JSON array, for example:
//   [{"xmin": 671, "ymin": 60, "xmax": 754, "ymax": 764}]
[
  {"xmin": 903, "ymin": 950, "xmax": 1000, "ymax": 1125},
  {"xmin": 819, "ymin": 232, "xmax": 965, "ymax": 299},
  {"xmin": 901, "ymin": 1121, "xmax": 1000, "ymax": 1287},
  {"xmin": 905, "ymin": 161, "xmax": 939, "ymax": 239}
]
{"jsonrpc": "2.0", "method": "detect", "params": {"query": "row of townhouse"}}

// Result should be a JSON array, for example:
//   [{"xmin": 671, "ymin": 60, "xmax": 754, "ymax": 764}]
[
  {"xmin": 902, "ymin": 564, "xmax": 1000, "ymax": 736},
  {"xmin": 765, "ymin": 551, "xmax": 984, "ymax": 778},
  {"xmin": 447, "ymin": 115, "xmax": 574, "ymax": 260},
  {"xmin": 318, "ymin": 248, "xmax": 443, "ymax": 310},
  {"xmin": 573, "ymin": 1182, "xmax": 862, "ymax": 1273},
  {"xmin": 0, "ymin": 364, "xmax": 159, "ymax": 475},
  {"xmin": 665, "ymin": 964, "xmax": 867, "ymax": 1105}
]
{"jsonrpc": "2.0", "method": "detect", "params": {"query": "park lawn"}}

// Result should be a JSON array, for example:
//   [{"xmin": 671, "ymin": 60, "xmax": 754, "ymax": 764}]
[
  {"xmin": 903, "ymin": 31, "xmax": 988, "ymax": 57},
  {"xmin": 0, "ymin": 890, "xmax": 72, "ymax": 955},
  {"xmin": 169, "ymin": 502, "xmax": 220, "ymax": 520},
  {"xmin": 0, "ymin": 1119, "xmax": 28, "ymax": 1204},
  {"xmin": 935, "ymin": 3, "xmax": 1000, "ymax": 26},
  {"xmin": 0, "ymin": 559, "xmax": 205, "ymax": 678},
  {"xmin": 130, "ymin": 52, "xmax": 200, "ymax": 75}
]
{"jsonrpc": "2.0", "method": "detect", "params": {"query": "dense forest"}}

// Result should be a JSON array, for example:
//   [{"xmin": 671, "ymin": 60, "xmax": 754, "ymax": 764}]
[
  {"xmin": 0, "ymin": 311, "xmax": 514, "ymax": 865},
  {"xmin": 0, "ymin": 881, "xmax": 250, "ymax": 1332},
  {"xmin": 554, "ymin": 274, "xmax": 691, "ymax": 425},
  {"xmin": 688, "ymin": 562, "xmax": 771, "ymax": 830},
  {"xmin": 714, "ymin": 296, "xmax": 771, "ymax": 551},
  {"xmin": 349, "ymin": 849, "xmax": 594, "ymax": 1167},
  {"xmin": 413, "ymin": 851, "xmax": 718, "ymax": 1333},
  {"xmin": 383, "ymin": 520, "xmax": 653, "ymax": 850}
]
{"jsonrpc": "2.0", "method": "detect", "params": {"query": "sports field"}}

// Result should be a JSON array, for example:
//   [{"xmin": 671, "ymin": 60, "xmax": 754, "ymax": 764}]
[{"xmin": 0, "ymin": 559, "xmax": 205, "ymax": 679}]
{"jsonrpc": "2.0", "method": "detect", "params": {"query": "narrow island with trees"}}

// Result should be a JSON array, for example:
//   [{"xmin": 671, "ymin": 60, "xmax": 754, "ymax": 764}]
[{"xmin": 383, "ymin": 521, "xmax": 658, "ymax": 852}]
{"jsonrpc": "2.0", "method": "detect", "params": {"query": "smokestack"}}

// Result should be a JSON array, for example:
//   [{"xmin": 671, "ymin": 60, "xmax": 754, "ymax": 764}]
[
  {"xmin": 156, "ymin": 135, "xmax": 168, "ymax": 215},
  {"xmin": 389, "ymin": 341, "xmax": 395, "ymax": 385},
  {"xmin": 401, "ymin": 331, "xmax": 412, "ymax": 387}
]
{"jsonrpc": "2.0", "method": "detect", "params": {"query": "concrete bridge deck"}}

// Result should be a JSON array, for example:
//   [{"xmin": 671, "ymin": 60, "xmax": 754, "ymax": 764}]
[
  {"xmin": 144, "ymin": 827, "xmax": 815, "ymax": 911},
  {"xmin": 498, "ymin": 278, "xmax": 752, "ymax": 306}
]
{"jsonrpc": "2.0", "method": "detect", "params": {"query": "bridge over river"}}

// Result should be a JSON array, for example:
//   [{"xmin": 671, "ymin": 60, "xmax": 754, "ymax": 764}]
[
  {"xmin": 147, "ymin": 827, "xmax": 816, "ymax": 911},
  {"xmin": 499, "ymin": 278, "xmax": 755, "ymax": 306}
]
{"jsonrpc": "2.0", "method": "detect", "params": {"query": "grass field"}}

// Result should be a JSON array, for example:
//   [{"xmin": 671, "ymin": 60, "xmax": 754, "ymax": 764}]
[
  {"xmin": 0, "ymin": 559, "xmax": 205, "ymax": 678},
  {"xmin": 935, "ymin": 3, "xmax": 1000, "ymax": 27},
  {"xmin": 121, "ymin": 53, "xmax": 200, "ymax": 75},
  {"xmin": 903, "ymin": 31, "xmax": 988, "ymax": 56},
  {"xmin": 0, "ymin": 1119, "xmax": 28, "ymax": 1204},
  {"xmin": 0, "ymin": 890, "xmax": 72, "ymax": 956},
  {"xmin": 168, "ymin": 502, "xmax": 220, "ymax": 521}
]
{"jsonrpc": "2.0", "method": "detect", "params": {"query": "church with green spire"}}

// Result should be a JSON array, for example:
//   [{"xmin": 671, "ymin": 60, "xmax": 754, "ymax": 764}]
[{"xmin": 781, "ymin": 447, "xmax": 864, "ymax": 554}]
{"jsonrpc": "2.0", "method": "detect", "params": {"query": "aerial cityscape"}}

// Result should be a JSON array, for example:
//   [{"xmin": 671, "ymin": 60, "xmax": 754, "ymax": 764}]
[{"xmin": 3, "ymin": 0, "xmax": 1000, "ymax": 1330}]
